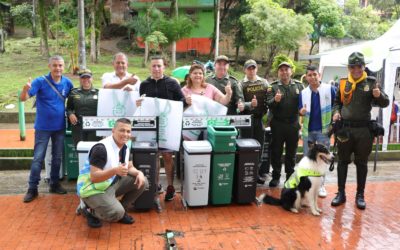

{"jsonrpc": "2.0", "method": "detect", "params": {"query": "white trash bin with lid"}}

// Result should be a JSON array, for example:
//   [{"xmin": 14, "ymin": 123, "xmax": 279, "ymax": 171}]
[{"xmin": 183, "ymin": 140, "xmax": 212, "ymax": 206}]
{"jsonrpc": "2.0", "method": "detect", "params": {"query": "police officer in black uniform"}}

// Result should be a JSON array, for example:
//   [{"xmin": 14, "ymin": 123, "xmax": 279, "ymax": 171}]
[
  {"xmin": 265, "ymin": 62, "xmax": 304, "ymax": 187},
  {"xmin": 67, "ymin": 69, "xmax": 100, "ymax": 146},
  {"xmin": 331, "ymin": 52, "xmax": 389, "ymax": 210}
]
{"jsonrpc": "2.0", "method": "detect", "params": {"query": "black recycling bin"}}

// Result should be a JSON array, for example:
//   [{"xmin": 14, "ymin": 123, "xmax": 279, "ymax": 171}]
[
  {"xmin": 234, "ymin": 138, "xmax": 261, "ymax": 204},
  {"xmin": 132, "ymin": 141, "xmax": 158, "ymax": 210}
]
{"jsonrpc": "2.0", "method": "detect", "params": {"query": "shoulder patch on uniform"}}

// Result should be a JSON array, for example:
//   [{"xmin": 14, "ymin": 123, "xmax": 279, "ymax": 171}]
[{"xmin": 267, "ymin": 86, "xmax": 273, "ymax": 92}]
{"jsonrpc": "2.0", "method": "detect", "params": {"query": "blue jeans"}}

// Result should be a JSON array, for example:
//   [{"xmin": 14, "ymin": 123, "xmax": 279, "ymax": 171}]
[
  {"xmin": 302, "ymin": 131, "xmax": 330, "ymax": 155},
  {"xmin": 28, "ymin": 129, "xmax": 64, "ymax": 189}
]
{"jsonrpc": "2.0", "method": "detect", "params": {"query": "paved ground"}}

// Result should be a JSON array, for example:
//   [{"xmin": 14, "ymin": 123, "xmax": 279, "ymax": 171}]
[{"xmin": 1, "ymin": 127, "xmax": 400, "ymax": 249}]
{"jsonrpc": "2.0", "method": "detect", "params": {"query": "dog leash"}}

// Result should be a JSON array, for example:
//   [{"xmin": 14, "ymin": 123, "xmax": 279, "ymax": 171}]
[{"xmin": 329, "ymin": 137, "xmax": 337, "ymax": 172}]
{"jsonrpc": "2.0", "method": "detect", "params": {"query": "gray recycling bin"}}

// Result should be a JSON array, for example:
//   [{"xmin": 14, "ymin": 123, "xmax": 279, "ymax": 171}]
[
  {"xmin": 132, "ymin": 141, "xmax": 158, "ymax": 210},
  {"xmin": 182, "ymin": 140, "xmax": 212, "ymax": 206},
  {"xmin": 234, "ymin": 139, "xmax": 261, "ymax": 204}
]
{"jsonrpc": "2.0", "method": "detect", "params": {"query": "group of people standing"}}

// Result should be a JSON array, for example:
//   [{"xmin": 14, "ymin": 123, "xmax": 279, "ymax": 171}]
[{"xmin": 20, "ymin": 51, "xmax": 389, "ymax": 228}]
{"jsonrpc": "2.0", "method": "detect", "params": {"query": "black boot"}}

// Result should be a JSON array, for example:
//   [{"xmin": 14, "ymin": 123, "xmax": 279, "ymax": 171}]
[
  {"xmin": 23, "ymin": 188, "xmax": 38, "ymax": 203},
  {"xmin": 331, "ymin": 191, "xmax": 346, "ymax": 206},
  {"xmin": 356, "ymin": 193, "xmax": 366, "ymax": 210},
  {"xmin": 49, "ymin": 183, "xmax": 67, "ymax": 194}
]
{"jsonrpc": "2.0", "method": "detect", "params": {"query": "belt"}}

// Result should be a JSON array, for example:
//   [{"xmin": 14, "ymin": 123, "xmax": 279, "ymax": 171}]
[{"xmin": 341, "ymin": 120, "xmax": 369, "ymax": 128}]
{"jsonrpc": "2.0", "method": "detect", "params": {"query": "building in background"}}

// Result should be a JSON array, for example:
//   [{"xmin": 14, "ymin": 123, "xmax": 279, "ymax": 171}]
[{"xmin": 130, "ymin": 0, "xmax": 215, "ymax": 55}]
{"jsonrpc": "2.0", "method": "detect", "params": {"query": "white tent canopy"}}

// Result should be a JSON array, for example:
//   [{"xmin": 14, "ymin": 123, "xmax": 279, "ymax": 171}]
[{"xmin": 318, "ymin": 19, "xmax": 400, "ymax": 150}]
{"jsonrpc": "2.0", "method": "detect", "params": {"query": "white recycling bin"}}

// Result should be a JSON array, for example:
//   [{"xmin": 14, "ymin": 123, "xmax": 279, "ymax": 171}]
[
  {"xmin": 183, "ymin": 140, "xmax": 212, "ymax": 206},
  {"xmin": 77, "ymin": 141, "xmax": 98, "ymax": 171}
]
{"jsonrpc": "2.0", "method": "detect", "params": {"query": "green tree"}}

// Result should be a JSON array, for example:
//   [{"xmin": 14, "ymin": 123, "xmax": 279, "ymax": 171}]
[
  {"xmin": 126, "ymin": 5, "xmax": 165, "ymax": 66},
  {"xmin": 369, "ymin": 0, "xmax": 400, "ymax": 20},
  {"xmin": 344, "ymin": 0, "xmax": 390, "ymax": 40},
  {"xmin": 158, "ymin": 14, "xmax": 194, "ymax": 67},
  {"xmin": 307, "ymin": 0, "xmax": 346, "ymax": 54},
  {"xmin": 10, "ymin": 3, "xmax": 36, "ymax": 37},
  {"xmin": 241, "ymin": 0, "xmax": 312, "ymax": 76},
  {"xmin": 221, "ymin": 0, "xmax": 251, "ymax": 63}
]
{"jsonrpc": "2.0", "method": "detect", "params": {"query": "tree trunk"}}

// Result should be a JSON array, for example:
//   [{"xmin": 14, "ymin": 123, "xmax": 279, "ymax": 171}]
[
  {"xmin": 170, "ymin": 0, "xmax": 178, "ymax": 68},
  {"xmin": 235, "ymin": 45, "xmax": 239, "ymax": 65},
  {"xmin": 264, "ymin": 46, "xmax": 278, "ymax": 78},
  {"xmin": 78, "ymin": 0, "xmax": 86, "ymax": 70},
  {"xmin": 143, "ymin": 41, "xmax": 149, "ymax": 67},
  {"xmin": 38, "ymin": 0, "xmax": 49, "ymax": 57},
  {"xmin": 32, "ymin": 0, "xmax": 37, "ymax": 37},
  {"xmin": 90, "ymin": 0, "xmax": 97, "ymax": 63}
]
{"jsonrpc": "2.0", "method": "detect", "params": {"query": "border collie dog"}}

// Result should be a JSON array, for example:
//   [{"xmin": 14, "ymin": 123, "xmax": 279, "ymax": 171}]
[{"xmin": 262, "ymin": 143, "xmax": 334, "ymax": 216}]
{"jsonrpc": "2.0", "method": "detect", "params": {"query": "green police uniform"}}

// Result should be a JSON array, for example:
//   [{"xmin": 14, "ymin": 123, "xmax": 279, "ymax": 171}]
[
  {"xmin": 241, "ymin": 75, "xmax": 269, "ymax": 174},
  {"xmin": 333, "ymin": 76, "xmax": 389, "ymax": 203},
  {"xmin": 265, "ymin": 79, "xmax": 304, "ymax": 182},
  {"xmin": 206, "ymin": 74, "xmax": 244, "ymax": 115},
  {"xmin": 66, "ymin": 87, "xmax": 100, "ymax": 146},
  {"xmin": 331, "ymin": 52, "xmax": 389, "ymax": 209}
]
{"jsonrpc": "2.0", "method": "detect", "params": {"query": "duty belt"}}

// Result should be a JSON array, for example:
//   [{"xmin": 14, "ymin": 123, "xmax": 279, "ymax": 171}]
[
  {"xmin": 341, "ymin": 120, "xmax": 369, "ymax": 128},
  {"xmin": 274, "ymin": 117, "xmax": 298, "ymax": 124}
]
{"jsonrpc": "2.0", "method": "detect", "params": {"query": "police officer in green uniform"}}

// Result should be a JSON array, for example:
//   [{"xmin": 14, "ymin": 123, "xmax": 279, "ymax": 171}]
[
  {"xmin": 265, "ymin": 62, "xmax": 304, "ymax": 187},
  {"xmin": 331, "ymin": 52, "xmax": 389, "ymax": 210},
  {"xmin": 206, "ymin": 55, "xmax": 245, "ymax": 115},
  {"xmin": 67, "ymin": 69, "xmax": 100, "ymax": 146},
  {"xmin": 240, "ymin": 59, "xmax": 270, "ymax": 180}
]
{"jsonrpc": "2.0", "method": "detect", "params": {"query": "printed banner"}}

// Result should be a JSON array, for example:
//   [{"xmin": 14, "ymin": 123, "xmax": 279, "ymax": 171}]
[
  {"xmin": 183, "ymin": 95, "xmax": 227, "ymax": 140},
  {"xmin": 133, "ymin": 97, "xmax": 183, "ymax": 151},
  {"xmin": 96, "ymin": 89, "xmax": 140, "ymax": 136}
]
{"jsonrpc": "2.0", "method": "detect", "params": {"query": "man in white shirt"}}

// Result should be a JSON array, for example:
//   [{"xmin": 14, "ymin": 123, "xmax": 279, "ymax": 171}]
[{"xmin": 102, "ymin": 52, "xmax": 141, "ymax": 91}]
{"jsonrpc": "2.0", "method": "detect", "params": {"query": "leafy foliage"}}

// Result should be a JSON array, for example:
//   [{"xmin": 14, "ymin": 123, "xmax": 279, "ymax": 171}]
[
  {"xmin": 271, "ymin": 54, "xmax": 296, "ymax": 73},
  {"xmin": 241, "ymin": 0, "xmax": 312, "ymax": 76},
  {"xmin": 158, "ymin": 15, "xmax": 194, "ymax": 45},
  {"xmin": 344, "ymin": 0, "xmax": 389, "ymax": 40},
  {"xmin": 10, "ymin": 3, "xmax": 35, "ymax": 35}
]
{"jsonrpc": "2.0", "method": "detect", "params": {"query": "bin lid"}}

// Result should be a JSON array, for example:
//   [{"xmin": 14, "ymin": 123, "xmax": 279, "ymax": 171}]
[
  {"xmin": 77, "ymin": 141, "xmax": 98, "ymax": 151},
  {"xmin": 131, "ymin": 141, "xmax": 158, "ymax": 151},
  {"xmin": 236, "ymin": 139, "xmax": 261, "ymax": 150},
  {"xmin": 183, "ymin": 140, "xmax": 212, "ymax": 153},
  {"xmin": 207, "ymin": 125, "xmax": 238, "ymax": 136}
]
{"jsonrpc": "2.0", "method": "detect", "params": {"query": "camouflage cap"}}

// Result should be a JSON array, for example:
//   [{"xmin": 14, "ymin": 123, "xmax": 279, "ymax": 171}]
[
  {"xmin": 79, "ymin": 69, "xmax": 92, "ymax": 78},
  {"xmin": 215, "ymin": 55, "xmax": 229, "ymax": 63},
  {"xmin": 244, "ymin": 59, "xmax": 257, "ymax": 69},
  {"xmin": 348, "ymin": 52, "xmax": 365, "ymax": 66},
  {"xmin": 278, "ymin": 61, "xmax": 292, "ymax": 69}
]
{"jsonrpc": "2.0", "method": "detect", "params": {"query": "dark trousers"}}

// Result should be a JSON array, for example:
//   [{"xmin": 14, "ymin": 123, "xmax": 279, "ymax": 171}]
[
  {"xmin": 240, "ymin": 117, "xmax": 269, "ymax": 175},
  {"xmin": 270, "ymin": 120, "xmax": 299, "ymax": 180},
  {"xmin": 337, "ymin": 127, "xmax": 373, "ymax": 194}
]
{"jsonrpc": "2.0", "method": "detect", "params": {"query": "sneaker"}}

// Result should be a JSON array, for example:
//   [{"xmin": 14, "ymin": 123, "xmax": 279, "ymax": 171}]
[
  {"xmin": 318, "ymin": 186, "xmax": 327, "ymax": 198},
  {"xmin": 157, "ymin": 184, "xmax": 164, "ymax": 194},
  {"xmin": 118, "ymin": 213, "xmax": 135, "ymax": 224},
  {"xmin": 269, "ymin": 178, "xmax": 280, "ymax": 187},
  {"xmin": 82, "ymin": 208, "xmax": 102, "ymax": 228},
  {"xmin": 164, "ymin": 185, "xmax": 175, "ymax": 201},
  {"xmin": 23, "ymin": 188, "xmax": 38, "ymax": 203},
  {"xmin": 49, "ymin": 183, "xmax": 67, "ymax": 194}
]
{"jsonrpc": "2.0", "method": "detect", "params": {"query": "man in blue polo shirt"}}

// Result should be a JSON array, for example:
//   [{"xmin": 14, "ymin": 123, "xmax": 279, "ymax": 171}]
[
  {"xmin": 20, "ymin": 55, "xmax": 73, "ymax": 202},
  {"xmin": 299, "ymin": 65, "xmax": 336, "ymax": 197}
]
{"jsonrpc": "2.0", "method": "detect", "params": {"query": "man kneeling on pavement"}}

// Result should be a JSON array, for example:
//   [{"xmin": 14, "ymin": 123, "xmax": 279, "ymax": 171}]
[{"xmin": 77, "ymin": 118, "xmax": 147, "ymax": 228}]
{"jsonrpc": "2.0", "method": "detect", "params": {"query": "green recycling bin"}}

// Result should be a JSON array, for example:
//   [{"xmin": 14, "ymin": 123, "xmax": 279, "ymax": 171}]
[
  {"xmin": 208, "ymin": 126, "xmax": 238, "ymax": 205},
  {"xmin": 64, "ymin": 130, "xmax": 79, "ymax": 180}
]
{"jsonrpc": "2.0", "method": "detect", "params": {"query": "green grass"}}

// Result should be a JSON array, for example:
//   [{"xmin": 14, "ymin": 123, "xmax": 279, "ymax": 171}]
[{"xmin": 0, "ymin": 37, "xmax": 244, "ymax": 112}]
